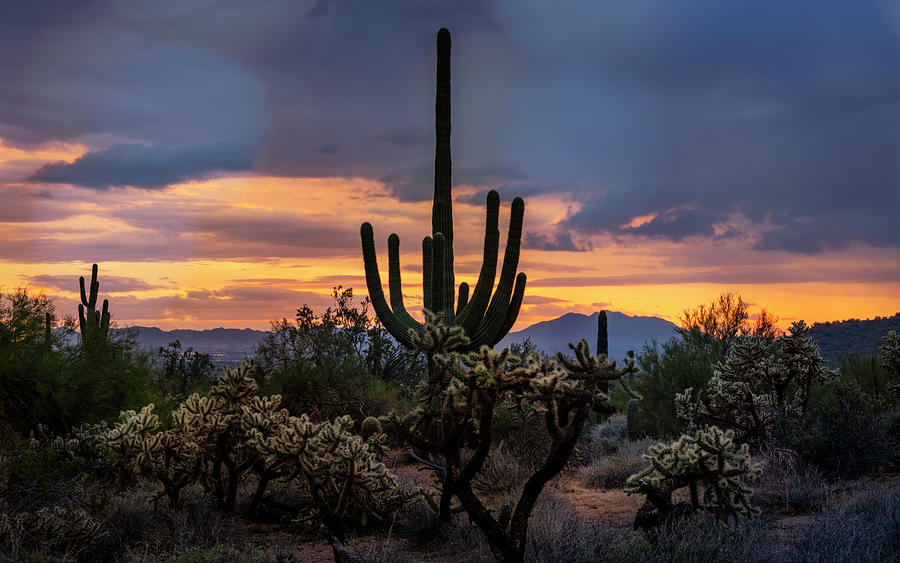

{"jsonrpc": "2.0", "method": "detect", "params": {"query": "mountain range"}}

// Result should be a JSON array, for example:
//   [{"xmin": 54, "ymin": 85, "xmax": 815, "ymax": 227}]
[
  {"xmin": 61, "ymin": 311, "xmax": 897, "ymax": 367},
  {"xmin": 497, "ymin": 311, "xmax": 677, "ymax": 361}
]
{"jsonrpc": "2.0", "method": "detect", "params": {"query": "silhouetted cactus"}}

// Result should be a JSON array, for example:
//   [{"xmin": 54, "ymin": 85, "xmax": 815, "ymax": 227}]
[
  {"xmin": 78, "ymin": 263, "xmax": 110, "ymax": 346},
  {"xmin": 626, "ymin": 398, "xmax": 640, "ymax": 439},
  {"xmin": 361, "ymin": 28, "xmax": 526, "ymax": 351}
]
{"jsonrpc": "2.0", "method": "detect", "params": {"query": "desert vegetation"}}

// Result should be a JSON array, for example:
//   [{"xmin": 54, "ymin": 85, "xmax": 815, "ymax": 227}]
[{"xmin": 2, "ymin": 27, "xmax": 898, "ymax": 563}]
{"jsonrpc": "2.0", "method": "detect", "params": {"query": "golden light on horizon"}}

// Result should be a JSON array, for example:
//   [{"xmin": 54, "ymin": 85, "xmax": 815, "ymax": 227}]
[{"xmin": 1, "ymin": 149, "xmax": 898, "ymax": 332}]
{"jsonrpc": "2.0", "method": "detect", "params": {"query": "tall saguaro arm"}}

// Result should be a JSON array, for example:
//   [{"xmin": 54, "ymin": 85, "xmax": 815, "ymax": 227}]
[{"xmin": 360, "ymin": 28, "xmax": 527, "ymax": 352}]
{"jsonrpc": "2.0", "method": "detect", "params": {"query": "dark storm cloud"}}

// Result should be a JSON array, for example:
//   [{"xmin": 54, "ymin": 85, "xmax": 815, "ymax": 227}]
[
  {"xmin": 2, "ymin": 0, "xmax": 899, "ymax": 253},
  {"xmin": 29, "ymin": 140, "xmax": 256, "ymax": 189},
  {"xmin": 623, "ymin": 208, "xmax": 717, "ymax": 241}
]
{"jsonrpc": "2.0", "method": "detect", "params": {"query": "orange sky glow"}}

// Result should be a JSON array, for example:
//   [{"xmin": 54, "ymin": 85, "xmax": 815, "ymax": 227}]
[{"xmin": 2, "ymin": 139, "xmax": 898, "ymax": 333}]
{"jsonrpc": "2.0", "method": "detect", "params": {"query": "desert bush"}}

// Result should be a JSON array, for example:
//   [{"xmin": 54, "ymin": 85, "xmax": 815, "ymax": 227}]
[
  {"xmin": 612, "ymin": 333, "xmax": 720, "ymax": 438},
  {"xmin": 750, "ymin": 447, "xmax": 832, "ymax": 514},
  {"xmin": 612, "ymin": 513, "xmax": 774, "ymax": 563},
  {"xmin": 791, "ymin": 486, "xmax": 900, "ymax": 562},
  {"xmin": 254, "ymin": 287, "xmax": 422, "ymax": 421},
  {"xmin": 780, "ymin": 378, "xmax": 898, "ymax": 477},
  {"xmin": 579, "ymin": 451, "xmax": 647, "ymax": 490}
]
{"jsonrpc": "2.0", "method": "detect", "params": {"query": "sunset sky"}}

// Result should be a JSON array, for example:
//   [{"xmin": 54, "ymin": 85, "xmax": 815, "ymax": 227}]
[{"xmin": 1, "ymin": 1, "xmax": 898, "ymax": 331}]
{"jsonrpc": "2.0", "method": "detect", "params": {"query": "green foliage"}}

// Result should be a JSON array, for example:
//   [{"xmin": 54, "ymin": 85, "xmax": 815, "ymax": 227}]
[
  {"xmin": 779, "ymin": 378, "xmax": 899, "ymax": 477},
  {"xmin": 676, "ymin": 321, "xmax": 835, "ymax": 446},
  {"xmin": 360, "ymin": 28, "xmax": 526, "ymax": 352},
  {"xmin": 612, "ymin": 332, "xmax": 721, "ymax": 438},
  {"xmin": 625, "ymin": 425, "xmax": 761, "ymax": 531},
  {"xmin": 0, "ymin": 286, "xmax": 155, "ymax": 434},
  {"xmin": 254, "ymin": 287, "xmax": 421, "ymax": 419},
  {"xmin": 156, "ymin": 340, "xmax": 215, "ymax": 399}
]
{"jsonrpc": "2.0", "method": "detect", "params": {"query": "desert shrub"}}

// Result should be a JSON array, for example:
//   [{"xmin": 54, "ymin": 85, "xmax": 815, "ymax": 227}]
[
  {"xmin": 254, "ymin": 287, "xmax": 423, "ymax": 421},
  {"xmin": 750, "ymin": 447, "xmax": 832, "ymax": 514},
  {"xmin": 579, "ymin": 445, "xmax": 650, "ymax": 490},
  {"xmin": 0, "ymin": 287, "xmax": 157, "ymax": 434},
  {"xmin": 523, "ymin": 492, "xmax": 607, "ymax": 562},
  {"xmin": 837, "ymin": 352, "xmax": 893, "ymax": 400},
  {"xmin": 0, "ymin": 504, "xmax": 109, "ymax": 561},
  {"xmin": 612, "ymin": 332, "xmax": 720, "ymax": 438},
  {"xmin": 780, "ymin": 378, "xmax": 899, "ymax": 477},
  {"xmin": 154, "ymin": 340, "xmax": 216, "ymax": 400},
  {"xmin": 792, "ymin": 486, "xmax": 900, "ymax": 562},
  {"xmin": 613, "ymin": 513, "xmax": 775, "ymax": 563}
]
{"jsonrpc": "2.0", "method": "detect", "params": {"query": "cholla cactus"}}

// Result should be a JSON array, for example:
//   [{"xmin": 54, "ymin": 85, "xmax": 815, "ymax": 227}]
[
  {"xmin": 106, "ymin": 404, "xmax": 202, "ymax": 506},
  {"xmin": 676, "ymin": 321, "xmax": 834, "ymax": 445},
  {"xmin": 108, "ymin": 361, "xmax": 412, "ymax": 537},
  {"xmin": 625, "ymin": 425, "xmax": 760, "ymax": 531},
  {"xmin": 384, "ymin": 314, "xmax": 636, "ymax": 561}
]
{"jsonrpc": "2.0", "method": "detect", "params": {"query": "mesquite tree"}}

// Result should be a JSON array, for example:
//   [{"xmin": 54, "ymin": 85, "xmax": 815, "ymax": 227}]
[{"xmin": 360, "ymin": 28, "xmax": 526, "ymax": 351}]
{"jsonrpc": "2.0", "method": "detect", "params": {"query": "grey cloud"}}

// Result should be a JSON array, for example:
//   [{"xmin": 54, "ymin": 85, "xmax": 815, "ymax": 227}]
[
  {"xmin": 622, "ymin": 208, "xmax": 717, "ymax": 241},
  {"xmin": 2, "ymin": 0, "xmax": 898, "ymax": 254},
  {"xmin": 524, "ymin": 230, "xmax": 591, "ymax": 252},
  {"xmin": 24, "ymin": 273, "xmax": 166, "ymax": 293},
  {"xmin": 28, "ymin": 140, "xmax": 256, "ymax": 189}
]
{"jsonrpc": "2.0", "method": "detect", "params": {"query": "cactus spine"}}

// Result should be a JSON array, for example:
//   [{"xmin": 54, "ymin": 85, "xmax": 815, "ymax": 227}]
[
  {"xmin": 360, "ymin": 28, "xmax": 526, "ymax": 351},
  {"xmin": 78, "ymin": 263, "xmax": 110, "ymax": 346}
]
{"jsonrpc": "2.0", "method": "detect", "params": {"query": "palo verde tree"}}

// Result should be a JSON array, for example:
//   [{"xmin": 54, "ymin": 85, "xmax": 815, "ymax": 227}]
[{"xmin": 360, "ymin": 28, "xmax": 526, "ymax": 352}]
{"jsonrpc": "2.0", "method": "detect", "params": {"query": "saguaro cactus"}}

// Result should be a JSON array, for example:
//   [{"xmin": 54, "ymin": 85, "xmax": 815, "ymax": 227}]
[
  {"xmin": 361, "ymin": 28, "xmax": 526, "ymax": 351},
  {"xmin": 78, "ymin": 263, "xmax": 110, "ymax": 346},
  {"xmin": 597, "ymin": 310, "xmax": 609, "ymax": 394}
]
